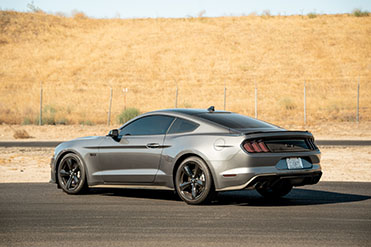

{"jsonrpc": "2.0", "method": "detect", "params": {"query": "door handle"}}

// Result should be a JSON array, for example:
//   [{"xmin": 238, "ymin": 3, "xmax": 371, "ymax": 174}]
[{"xmin": 146, "ymin": 143, "xmax": 160, "ymax": 148}]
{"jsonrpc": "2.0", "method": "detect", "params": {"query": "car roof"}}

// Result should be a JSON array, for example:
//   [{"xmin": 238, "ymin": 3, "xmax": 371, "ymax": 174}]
[{"xmin": 150, "ymin": 108, "xmax": 231, "ymax": 116}]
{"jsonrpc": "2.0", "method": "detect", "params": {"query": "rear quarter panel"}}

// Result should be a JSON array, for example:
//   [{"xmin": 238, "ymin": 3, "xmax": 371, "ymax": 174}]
[{"xmin": 157, "ymin": 132, "xmax": 245, "ymax": 189}]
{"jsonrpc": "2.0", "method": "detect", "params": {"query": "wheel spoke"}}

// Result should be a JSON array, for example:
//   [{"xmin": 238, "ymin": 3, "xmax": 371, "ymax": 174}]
[
  {"xmin": 59, "ymin": 169, "xmax": 69, "ymax": 177},
  {"xmin": 183, "ymin": 166, "xmax": 193, "ymax": 178},
  {"xmin": 193, "ymin": 166, "xmax": 199, "ymax": 177},
  {"xmin": 73, "ymin": 175, "xmax": 79, "ymax": 185},
  {"xmin": 66, "ymin": 176, "xmax": 73, "ymax": 190},
  {"xmin": 179, "ymin": 181, "xmax": 191, "ymax": 190},
  {"xmin": 195, "ymin": 179, "xmax": 204, "ymax": 188},
  {"xmin": 72, "ymin": 164, "xmax": 79, "ymax": 172},
  {"xmin": 191, "ymin": 184, "xmax": 197, "ymax": 199},
  {"xmin": 66, "ymin": 159, "xmax": 73, "ymax": 170}
]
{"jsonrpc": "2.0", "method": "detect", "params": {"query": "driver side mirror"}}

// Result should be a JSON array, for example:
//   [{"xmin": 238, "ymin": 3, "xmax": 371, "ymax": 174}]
[{"xmin": 108, "ymin": 129, "xmax": 119, "ymax": 140}]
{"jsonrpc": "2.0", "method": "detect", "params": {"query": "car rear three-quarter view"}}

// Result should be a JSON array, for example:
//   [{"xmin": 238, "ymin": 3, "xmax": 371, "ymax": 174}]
[{"xmin": 50, "ymin": 107, "xmax": 322, "ymax": 205}]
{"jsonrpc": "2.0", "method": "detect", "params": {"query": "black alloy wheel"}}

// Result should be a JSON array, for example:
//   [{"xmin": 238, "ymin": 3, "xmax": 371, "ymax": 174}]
[
  {"xmin": 57, "ymin": 153, "xmax": 87, "ymax": 194},
  {"xmin": 175, "ymin": 157, "xmax": 215, "ymax": 205}
]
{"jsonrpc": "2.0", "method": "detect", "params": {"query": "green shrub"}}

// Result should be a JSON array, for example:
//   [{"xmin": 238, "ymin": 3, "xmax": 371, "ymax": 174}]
[
  {"xmin": 117, "ymin": 108, "xmax": 140, "ymax": 124},
  {"xmin": 27, "ymin": 1, "xmax": 43, "ymax": 13},
  {"xmin": 32, "ymin": 105, "xmax": 62, "ymax": 125},
  {"xmin": 280, "ymin": 98, "xmax": 297, "ymax": 110},
  {"xmin": 55, "ymin": 118, "xmax": 69, "ymax": 125},
  {"xmin": 261, "ymin": 10, "xmax": 271, "ymax": 18},
  {"xmin": 22, "ymin": 117, "xmax": 34, "ymax": 125},
  {"xmin": 79, "ymin": 120, "xmax": 94, "ymax": 126},
  {"xmin": 41, "ymin": 105, "xmax": 57, "ymax": 125},
  {"xmin": 307, "ymin": 12, "xmax": 317, "ymax": 19},
  {"xmin": 352, "ymin": 9, "xmax": 369, "ymax": 17}
]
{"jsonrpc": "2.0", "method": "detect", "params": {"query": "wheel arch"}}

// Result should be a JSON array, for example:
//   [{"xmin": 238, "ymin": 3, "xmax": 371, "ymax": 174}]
[
  {"xmin": 54, "ymin": 150, "xmax": 88, "ymax": 187},
  {"xmin": 172, "ymin": 152, "xmax": 217, "ymax": 189}
]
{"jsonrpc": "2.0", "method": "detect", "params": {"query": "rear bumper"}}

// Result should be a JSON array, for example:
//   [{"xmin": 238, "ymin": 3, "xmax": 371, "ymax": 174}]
[
  {"xmin": 210, "ymin": 146, "xmax": 322, "ymax": 191},
  {"xmin": 217, "ymin": 170, "xmax": 322, "ymax": 191},
  {"xmin": 248, "ymin": 171, "xmax": 322, "ymax": 189}
]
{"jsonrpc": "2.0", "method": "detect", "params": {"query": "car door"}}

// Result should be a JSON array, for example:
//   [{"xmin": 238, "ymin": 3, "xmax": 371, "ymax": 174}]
[{"xmin": 98, "ymin": 115, "xmax": 175, "ymax": 183}]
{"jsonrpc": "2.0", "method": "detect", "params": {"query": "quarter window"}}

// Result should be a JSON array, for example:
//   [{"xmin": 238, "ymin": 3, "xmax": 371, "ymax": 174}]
[
  {"xmin": 119, "ymin": 115, "xmax": 174, "ymax": 136},
  {"xmin": 168, "ymin": 118, "xmax": 199, "ymax": 134}
]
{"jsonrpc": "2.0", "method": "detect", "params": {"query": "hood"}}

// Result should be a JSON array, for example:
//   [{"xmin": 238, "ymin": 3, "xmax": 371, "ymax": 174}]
[
  {"xmin": 55, "ymin": 136, "xmax": 104, "ymax": 151},
  {"xmin": 71, "ymin": 136, "xmax": 103, "ymax": 141}
]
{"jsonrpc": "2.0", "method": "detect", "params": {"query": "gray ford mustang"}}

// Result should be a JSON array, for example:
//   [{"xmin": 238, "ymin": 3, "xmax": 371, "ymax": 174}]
[{"xmin": 50, "ymin": 107, "xmax": 322, "ymax": 205}]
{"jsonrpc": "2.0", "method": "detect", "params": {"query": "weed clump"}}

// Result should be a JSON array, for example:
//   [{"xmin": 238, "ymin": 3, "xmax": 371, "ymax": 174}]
[
  {"xmin": 352, "ymin": 9, "xmax": 369, "ymax": 17},
  {"xmin": 79, "ymin": 120, "xmax": 95, "ymax": 126},
  {"xmin": 117, "ymin": 108, "xmax": 140, "ymax": 124},
  {"xmin": 13, "ymin": 129, "xmax": 32, "ymax": 139},
  {"xmin": 280, "ymin": 98, "xmax": 297, "ymax": 110},
  {"xmin": 41, "ymin": 105, "xmax": 57, "ymax": 125},
  {"xmin": 307, "ymin": 12, "xmax": 317, "ymax": 19}
]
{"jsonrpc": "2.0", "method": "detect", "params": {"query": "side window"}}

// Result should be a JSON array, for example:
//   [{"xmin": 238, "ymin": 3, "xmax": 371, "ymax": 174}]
[
  {"xmin": 168, "ymin": 118, "xmax": 199, "ymax": 134},
  {"xmin": 120, "ymin": 115, "xmax": 174, "ymax": 136}
]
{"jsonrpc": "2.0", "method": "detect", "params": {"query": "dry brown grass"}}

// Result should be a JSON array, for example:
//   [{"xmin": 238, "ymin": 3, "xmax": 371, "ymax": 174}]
[{"xmin": 0, "ymin": 11, "xmax": 370, "ymax": 125}]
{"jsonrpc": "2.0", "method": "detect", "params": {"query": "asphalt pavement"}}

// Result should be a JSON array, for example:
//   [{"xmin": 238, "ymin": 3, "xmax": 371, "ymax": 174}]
[{"xmin": 0, "ymin": 182, "xmax": 370, "ymax": 246}]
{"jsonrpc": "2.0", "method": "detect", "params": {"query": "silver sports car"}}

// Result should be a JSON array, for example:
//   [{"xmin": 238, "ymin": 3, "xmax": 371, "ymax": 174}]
[{"xmin": 50, "ymin": 107, "xmax": 322, "ymax": 205}]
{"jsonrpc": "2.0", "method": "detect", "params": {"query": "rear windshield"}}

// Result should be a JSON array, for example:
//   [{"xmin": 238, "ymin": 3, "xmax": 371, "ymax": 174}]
[{"xmin": 196, "ymin": 113, "xmax": 278, "ymax": 129}]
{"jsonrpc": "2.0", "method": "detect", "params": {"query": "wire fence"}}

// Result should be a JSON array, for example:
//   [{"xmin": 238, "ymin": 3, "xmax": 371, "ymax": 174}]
[{"xmin": 0, "ymin": 78, "xmax": 370, "ymax": 126}]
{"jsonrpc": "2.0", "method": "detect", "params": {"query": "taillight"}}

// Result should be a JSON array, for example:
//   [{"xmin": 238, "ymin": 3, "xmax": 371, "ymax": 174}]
[
  {"xmin": 243, "ymin": 140, "xmax": 270, "ymax": 153},
  {"xmin": 243, "ymin": 142, "xmax": 254, "ymax": 152},
  {"xmin": 258, "ymin": 142, "xmax": 269, "ymax": 152}
]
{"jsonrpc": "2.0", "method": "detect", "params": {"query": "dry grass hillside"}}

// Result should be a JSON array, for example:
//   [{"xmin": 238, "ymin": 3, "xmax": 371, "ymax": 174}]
[{"xmin": 0, "ymin": 11, "xmax": 370, "ymax": 126}]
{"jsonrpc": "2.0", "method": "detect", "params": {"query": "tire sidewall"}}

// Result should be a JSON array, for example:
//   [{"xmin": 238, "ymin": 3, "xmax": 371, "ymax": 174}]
[
  {"xmin": 57, "ymin": 153, "xmax": 87, "ymax": 194},
  {"xmin": 175, "ymin": 157, "xmax": 214, "ymax": 205}
]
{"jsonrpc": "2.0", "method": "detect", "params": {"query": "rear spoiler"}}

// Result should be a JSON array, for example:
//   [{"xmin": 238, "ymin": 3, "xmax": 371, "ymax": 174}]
[{"xmin": 244, "ymin": 131, "xmax": 314, "ymax": 140}]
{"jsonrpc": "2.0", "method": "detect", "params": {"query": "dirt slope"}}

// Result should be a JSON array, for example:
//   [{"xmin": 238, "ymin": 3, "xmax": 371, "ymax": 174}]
[{"xmin": 0, "ymin": 11, "xmax": 370, "ymax": 125}]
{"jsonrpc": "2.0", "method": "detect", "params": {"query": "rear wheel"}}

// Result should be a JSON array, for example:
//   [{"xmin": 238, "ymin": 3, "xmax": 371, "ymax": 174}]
[
  {"xmin": 256, "ymin": 182, "xmax": 293, "ymax": 199},
  {"xmin": 175, "ymin": 157, "xmax": 215, "ymax": 205},
  {"xmin": 57, "ymin": 153, "xmax": 87, "ymax": 194}
]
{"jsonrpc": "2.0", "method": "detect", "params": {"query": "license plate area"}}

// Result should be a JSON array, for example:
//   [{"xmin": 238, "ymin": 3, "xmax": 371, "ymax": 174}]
[{"xmin": 286, "ymin": 157, "xmax": 304, "ymax": 170}]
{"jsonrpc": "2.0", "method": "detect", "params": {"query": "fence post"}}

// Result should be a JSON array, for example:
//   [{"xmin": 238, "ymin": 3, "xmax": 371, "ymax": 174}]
[
  {"xmin": 223, "ymin": 84, "xmax": 227, "ymax": 110},
  {"xmin": 175, "ymin": 85, "xmax": 178, "ymax": 108},
  {"xmin": 254, "ymin": 82, "xmax": 258, "ymax": 118},
  {"xmin": 39, "ymin": 84, "xmax": 43, "ymax": 126},
  {"xmin": 304, "ymin": 81, "xmax": 307, "ymax": 125},
  {"xmin": 107, "ymin": 88, "xmax": 113, "ymax": 126},
  {"xmin": 123, "ymin": 88, "xmax": 128, "ymax": 110},
  {"xmin": 356, "ymin": 77, "xmax": 360, "ymax": 123}
]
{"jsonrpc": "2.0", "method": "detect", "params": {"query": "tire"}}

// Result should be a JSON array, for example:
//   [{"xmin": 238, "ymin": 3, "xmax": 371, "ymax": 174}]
[
  {"xmin": 256, "ymin": 182, "xmax": 293, "ymax": 199},
  {"xmin": 57, "ymin": 153, "xmax": 87, "ymax": 194},
  {"xmin": 175, "ymin": 156, "xmax": 215, "ymax": 205}
]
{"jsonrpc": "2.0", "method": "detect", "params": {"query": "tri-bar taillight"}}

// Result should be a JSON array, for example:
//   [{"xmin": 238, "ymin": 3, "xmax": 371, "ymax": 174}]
[
  {"xmin": 243, "ymin": 138, "xmax": 318, "ymax": 153},
  {"xmin": 243, "ymin": 141, "xmax": 270, "ymax": 153}
]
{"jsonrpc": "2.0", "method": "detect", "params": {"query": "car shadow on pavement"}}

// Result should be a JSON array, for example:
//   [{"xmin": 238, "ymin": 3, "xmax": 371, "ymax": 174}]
[
  {"xmin": 214, "ymin": 188, "xmax": 371, "ymax": 206},
  {"xmin": 89, "ymin": 188, "xmax": 181, "ymax": 201},
  {"xmin": 89, "ymin": 187, "xmax": 370, "ymax": 207}
]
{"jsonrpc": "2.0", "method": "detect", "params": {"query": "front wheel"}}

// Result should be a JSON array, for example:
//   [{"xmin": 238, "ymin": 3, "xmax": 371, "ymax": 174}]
[
  {"xmin": 175, "ymin": 157, "xmax": 215, "ymax": 205},
  {"xmin": 57, "ymin": 153, "xmax": 87, "ymax": 194}
]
